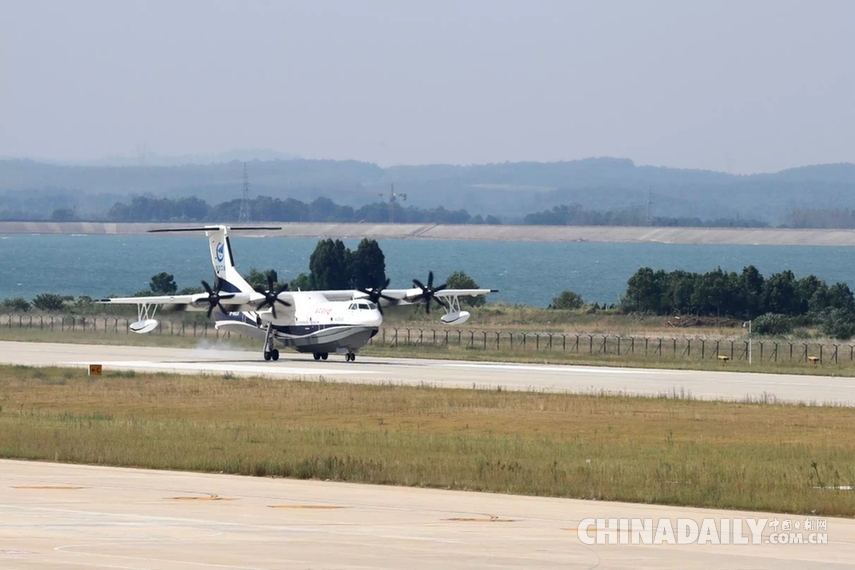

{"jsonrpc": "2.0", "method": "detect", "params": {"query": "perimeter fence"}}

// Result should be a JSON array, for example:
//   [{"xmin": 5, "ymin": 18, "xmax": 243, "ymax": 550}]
[{"xmin": 0, "ymin": 313, "xmax": 845, "ymax": 364}]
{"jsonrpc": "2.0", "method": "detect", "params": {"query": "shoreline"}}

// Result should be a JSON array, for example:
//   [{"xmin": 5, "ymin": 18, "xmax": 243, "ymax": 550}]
[{"xmin": 2, "ymin": 221, "xmax": 855, "ymax": 245}]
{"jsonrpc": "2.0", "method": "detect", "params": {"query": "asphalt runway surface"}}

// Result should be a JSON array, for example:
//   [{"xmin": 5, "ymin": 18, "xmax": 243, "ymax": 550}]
[
  {"xmin": 0, "ymin": 340, "xmax": 854, "ymax": 405},
  {"xmin": 2, "ymin": 460, "xmax": 853, "ymax": 569}
]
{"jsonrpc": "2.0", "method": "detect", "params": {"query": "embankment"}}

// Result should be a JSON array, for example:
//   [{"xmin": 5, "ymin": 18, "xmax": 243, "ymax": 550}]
[{"xmin": 3, "ymin": 221, "xmax": 855, "ymax": 245}]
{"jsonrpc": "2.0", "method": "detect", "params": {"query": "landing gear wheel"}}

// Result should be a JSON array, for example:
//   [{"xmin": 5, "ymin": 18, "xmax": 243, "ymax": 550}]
[
  {"xmin": 263, "ymin": 351, "xmax": 272, "ymax": 361},
  {"xmin": 271, "ymin": 349, "xmax": 279, "ymax": 361},
  {"xmin": 321, "ymin": 353, "xmax": 329, "ymax": 360},
  {"xmin": 313, "ymin": 353, "xmax": 321, "ymax": 361},
  {"xmin": 346, "ymin": 353, "xmax": 356, "ymax": 362}
]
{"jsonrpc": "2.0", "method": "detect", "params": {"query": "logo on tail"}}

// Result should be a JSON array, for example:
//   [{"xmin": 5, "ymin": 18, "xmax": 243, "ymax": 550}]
[{"xmin": 216, "ymin": 242, "xmax": 225, "ymax": 262}]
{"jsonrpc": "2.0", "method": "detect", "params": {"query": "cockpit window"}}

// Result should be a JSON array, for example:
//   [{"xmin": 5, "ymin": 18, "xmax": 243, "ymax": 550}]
[
  {"xmin": 348, "ymin": 303, "xmax": 356, "ymax": 310},
  {"xmin": 367, "ymin": 302, "xmax": 377, "ymax": 310},
  {"xmin": 358, "ymin": 303, "xmax": 370, "ymax": 310}
]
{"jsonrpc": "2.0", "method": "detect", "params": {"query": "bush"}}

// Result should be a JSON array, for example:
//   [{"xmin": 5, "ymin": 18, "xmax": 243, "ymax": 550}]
[
  {"xmin": 32, "ymin": 293, "xmax": 68, "ymax": 312},
  {"xmin": 751, "ymin": 313, "xmax": 793, "ymax": 336},
  {"xmin": 548, "ymin": 290, "xmax": 585, "ymax": 310},
  {"xmin": 821, "ymin": 309, "xmax": 855, "ymax": 340},
  {"xmin": 445, "ymin": 271, "xmax": 485, "ymax": 307},
  {"xmin": 0, "ymin": 297, "xmax": 31, "ymax": 312}
]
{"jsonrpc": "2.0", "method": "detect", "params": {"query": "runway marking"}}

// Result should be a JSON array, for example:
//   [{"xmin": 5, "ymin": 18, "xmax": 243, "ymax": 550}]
[
  {"xmin": 268, "ymin": 505, "xmax": 347, "ymax": 509},
  {"xmin": 443, "ymin": 514, "xmax": 517, "ymax": 523},
  {"xmin": 70, "ymin": 361, "xmax": 373, "ymax": 376},
  {"xmin": 442, "ymin": 363, "xmax": 667, "ymax": 375},
  {"xmin": 170, "ymin": 494, "xmax": 235, "ymax": 501},
  {"xmin": 13, "ymin": 485, "xmax": 84, "ymax": 490}
]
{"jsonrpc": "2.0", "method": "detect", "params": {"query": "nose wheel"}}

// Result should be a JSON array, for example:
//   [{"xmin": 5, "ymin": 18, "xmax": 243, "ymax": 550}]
[{"xmin": 345, "ymin": 352, "xmax": 356, "ymax": 362}]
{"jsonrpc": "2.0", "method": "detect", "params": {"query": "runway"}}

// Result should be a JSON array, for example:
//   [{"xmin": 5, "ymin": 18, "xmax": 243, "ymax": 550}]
[
  {"xmin": 0, "ymin": 340, "xmax": 854, "ymax": 405},
  {"xmin": 1, "ymin": 460, "xmax": 853, "ymax": 569}
]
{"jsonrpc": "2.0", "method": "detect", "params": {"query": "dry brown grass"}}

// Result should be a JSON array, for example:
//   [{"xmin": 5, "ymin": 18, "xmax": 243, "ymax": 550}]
[{"xmin": 1, "ymin": 365, "xmax": 854, "ymax": 516}]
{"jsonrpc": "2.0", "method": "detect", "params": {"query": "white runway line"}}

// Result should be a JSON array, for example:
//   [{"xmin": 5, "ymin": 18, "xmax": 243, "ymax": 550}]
[{"xmin": 69, "ymin": 360, "xmax": 375, "ymax": 376}]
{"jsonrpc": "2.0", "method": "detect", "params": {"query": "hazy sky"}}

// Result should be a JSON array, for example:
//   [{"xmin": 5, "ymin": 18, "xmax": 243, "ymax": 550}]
[{"xmin": 1, "ymin": 0, "xmax": 853, "ymax": 173}]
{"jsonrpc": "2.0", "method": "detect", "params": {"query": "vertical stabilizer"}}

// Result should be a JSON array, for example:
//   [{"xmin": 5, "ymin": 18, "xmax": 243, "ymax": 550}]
[{"xmin": 205, "ymin": 226, "xmax": 254, "ymax": 293}]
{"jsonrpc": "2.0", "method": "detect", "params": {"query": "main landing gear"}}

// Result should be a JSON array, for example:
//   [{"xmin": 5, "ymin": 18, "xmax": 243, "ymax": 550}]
[
  {"xmin": 311, "ymin": 352, "xmax": 355, "ymax": 362},
  {"xmin": 262, "ymin": 323, "xmax": 279, "ymax": 361}
]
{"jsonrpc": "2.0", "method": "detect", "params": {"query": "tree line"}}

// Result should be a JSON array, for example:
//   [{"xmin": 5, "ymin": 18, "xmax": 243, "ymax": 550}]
[
  {"xmin": 523, "ymin": 204, "xmax": 767, "ymax": 228},
  {"xmin": 106, "ymin": 196, "xmax": 491, "ymax": 225},
  {"xmin": 621, "ymin": 266, "xmax": 855, "ymax": 337}
]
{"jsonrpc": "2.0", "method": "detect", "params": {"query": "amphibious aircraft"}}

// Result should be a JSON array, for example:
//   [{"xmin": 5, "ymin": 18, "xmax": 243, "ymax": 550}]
[{"xmin": 97, "ymin": 226, "xmax": 497, "ymax": 362}]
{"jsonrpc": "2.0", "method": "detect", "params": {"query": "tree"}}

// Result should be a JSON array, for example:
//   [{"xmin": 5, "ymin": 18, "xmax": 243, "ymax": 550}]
[
  {"xmin": 0, "ymin": 297, "xmax": 31, "ymax": 312},
  {"xmin": 149, "ymin": 272, "xmax": 177, "ymax": 295},
  {"xmin": 822, "ymin": 308, "xmax": 855, "ymax": 340},
  {"xmin": 309, "ymin": 239, "xmax": 352, "ymax": 290},
  {"xmin": 739, "ymin": 265, "xmax": 765, "ymax": 318},
  {"xmin": 50, "ymin": 208, "xmax": 77, "ymax": 222},
  {"xmin": 625, "ymin": 268, "xmax": 665, "ymax": 313},
  {"xmin": 827, "ymin": 282, "xmax": 855, "ymax": 313},
  {"xmin": 349, "ymin": 239, "xmax": 386, "ymax": 290},
  {"xmin": 548, "ymin": 290, "xmax": 585, "ymax": 310},
  {"xmin": 246, "ymin": 268, "xmax": 283, "ymax": 292},
  {"xmin": 32, "ymin": 293, "xmax": 67, "ymax": 311},
  {"xmin": 289, "ymin": 273, "xmax": 312, "ymax": 291},
  {"xmin": 445, "ymin": 271, "xmax": 485, "ymax": 307},
  {"xmin": 762, "ymin": 271, "xmax": 799, "ymax": 315}
]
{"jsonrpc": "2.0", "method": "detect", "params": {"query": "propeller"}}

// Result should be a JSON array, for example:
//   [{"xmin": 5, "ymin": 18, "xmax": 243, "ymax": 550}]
[
  {"xmin": 357, "ymin": 277, "xmax": 398, "ymax": 314},
  {"xmin": 255, "ymin": 274, "xmax": 291, "ymax": 318},
  {"xmin": 200, "ymin": 279, "xmax": 237, "ymax": 318},
  {"xmin": 412, "ymin": 271, "xmax": 448, "ymax": 314}
]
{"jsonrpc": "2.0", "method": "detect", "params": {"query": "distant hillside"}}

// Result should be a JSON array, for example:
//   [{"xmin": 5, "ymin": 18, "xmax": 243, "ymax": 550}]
[{"xmin": 2, "ymin": 157, "xmax": 854, "ymax": 224}]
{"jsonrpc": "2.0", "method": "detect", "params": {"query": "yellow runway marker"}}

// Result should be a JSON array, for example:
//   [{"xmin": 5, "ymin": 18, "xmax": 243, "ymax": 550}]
[
  {"xmin": 170, "ymin": 494, "xmax": 235, "ymax": 501},
  {"xmin": 269, "ymin": 505, "xmax": 347, "ymax": 509},
  {"xmin": 12, "ymin": 486, "xmax": 84, "ymax": 490}
]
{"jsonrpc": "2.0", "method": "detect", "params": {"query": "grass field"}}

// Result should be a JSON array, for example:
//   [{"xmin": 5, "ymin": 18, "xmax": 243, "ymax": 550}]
[{"xmin": 1, "ymin": 364, "xmax": 854, "ymax": 516}]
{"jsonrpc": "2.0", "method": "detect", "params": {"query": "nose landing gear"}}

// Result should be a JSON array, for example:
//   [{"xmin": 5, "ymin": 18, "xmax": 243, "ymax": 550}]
[
  {"xmin": 262, "ymin": 323, "xmax": 279, "ymax": 361},
  {"xmin": 345, "ymin": 352, "xmax": 356, "ymax": 362}
]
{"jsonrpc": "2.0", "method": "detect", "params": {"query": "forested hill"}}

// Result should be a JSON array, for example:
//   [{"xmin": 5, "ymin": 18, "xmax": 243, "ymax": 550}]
[{"xmin": 2, "ymin": 157, "xmax": 855, "ymax": 224}]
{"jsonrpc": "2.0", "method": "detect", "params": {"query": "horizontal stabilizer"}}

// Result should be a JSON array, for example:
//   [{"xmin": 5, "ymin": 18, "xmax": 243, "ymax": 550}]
[{"xmin": 148, "ymin": 226, "xmax": 281, "ymax": 233}]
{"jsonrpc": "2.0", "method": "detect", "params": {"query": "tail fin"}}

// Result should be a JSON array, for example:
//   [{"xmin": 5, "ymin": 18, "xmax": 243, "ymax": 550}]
[
  {"xmin": 149, "ymin": 225, "xmax": 280, "ymax": 294},
  {"xmin": 205, "ymin": 226, "xmax": 255, "ymax": 293}
]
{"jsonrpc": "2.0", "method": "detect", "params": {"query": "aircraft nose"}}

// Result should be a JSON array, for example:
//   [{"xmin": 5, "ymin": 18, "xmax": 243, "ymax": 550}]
[{"xmin": 366, "ymin": 310, "xmax": 383, "ymax": 327}]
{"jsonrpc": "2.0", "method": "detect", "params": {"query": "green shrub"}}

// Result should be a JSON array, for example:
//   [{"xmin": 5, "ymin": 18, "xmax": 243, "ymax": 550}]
[
  {"xmin": 548, "ymin": 290, "xmax": 585, "ymax": 310},
  {"xmin": 0, "ymin": 297, "xmax": 31, "ymax": 312},
  {"xmin": 751, "ymin": 313, "xmax": 793, "ymax": 336},
  {"xmin": 821, "ymin": 309, "xmax": 855, "ymax": 340},
  {"xmin": 32, "ymin": 293, "xmax": 68, "ymax": 312}
]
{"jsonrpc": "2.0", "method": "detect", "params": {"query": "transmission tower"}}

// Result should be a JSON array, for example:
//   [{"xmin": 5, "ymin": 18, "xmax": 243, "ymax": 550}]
[
  {"xmin": 238, "ymin": 162, "xmax": 251, "ymax": 223},
  {"xmin": 378, "ymin": 182, "xmax": 406, "ymax": 223},
  {"xmin": 646, "ymin": 188, "xmax": 653, "ymax": 226}
]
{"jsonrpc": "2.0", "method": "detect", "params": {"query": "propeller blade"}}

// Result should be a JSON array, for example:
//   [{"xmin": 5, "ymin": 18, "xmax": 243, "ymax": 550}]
[
  {"xmin": 201, "ymin": 280, "xmax": 213, "ymax": 294},
  {"xmin": 428, "ymin": 271, "xmax": 434, "ymax": 289},
  {"xmin": 413, "ymin": 278, "xmax": 426, "ymax": 290}
]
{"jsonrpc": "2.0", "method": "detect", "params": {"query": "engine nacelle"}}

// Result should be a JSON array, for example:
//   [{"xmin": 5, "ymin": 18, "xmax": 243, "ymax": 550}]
[
  {"xmin": 130, "ymin": 319, "xmax": 159, "ymax": 334},
  {"xmin": 440, "ymin": 311, "xmax": 470, "ymax": 325}
]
